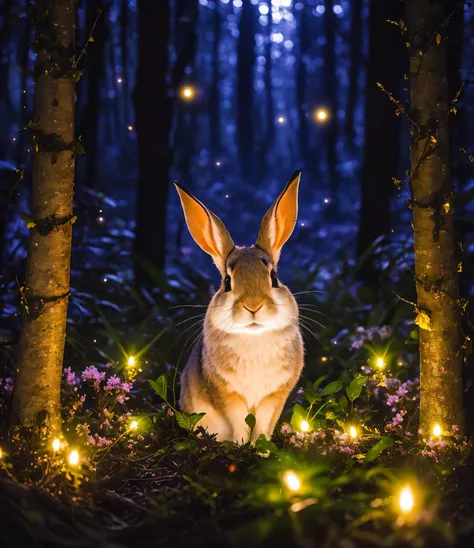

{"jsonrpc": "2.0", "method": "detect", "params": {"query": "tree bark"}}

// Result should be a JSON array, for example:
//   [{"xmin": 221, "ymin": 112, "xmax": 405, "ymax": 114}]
[
  {"xmin": 236, "ymin": 0, "xmax": 255, "ymax": 177},
  {"xmin": 81, "ymin": 0, "xmax": 107, "ymax": 189},
  {"xmin": 134, "ymin": 0, "xmax": 171, "ymax": 283},
  {"xmin": 322, "ymin": 0, "xmax": 338, "ymax": 208},
  {"xmin": 13, "ymin": 0, "xmax": 76, "ymax": 435},
  {"xmin": 295, "ymin": 2, "xmax": 310, "ymax": 167},
  {"xmin": 357, "ymin": 0, "xmax": 404, "ymax": 282},
  {"xmin": 263, "ymin": 0, "xmax": 274, "ymax": 159},
  {"xmin": 209, "ymin": 0, "xmax": 221, "ymax": 156},
  {"xmin": 406, "ymin": 0, "xmax": 463, "ymax": 433},
  {"xmin": 344, "ymin": 0, "xmax": 362, "ymax": 147}
]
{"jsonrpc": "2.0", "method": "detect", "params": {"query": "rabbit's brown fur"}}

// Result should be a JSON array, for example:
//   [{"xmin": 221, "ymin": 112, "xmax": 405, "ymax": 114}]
[{"xmin": 175, "ymin": 172, "xmax": 304, "ymax": 443}]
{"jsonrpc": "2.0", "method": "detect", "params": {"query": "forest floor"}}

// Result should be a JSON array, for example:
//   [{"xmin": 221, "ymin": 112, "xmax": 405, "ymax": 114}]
[{"xmin": 1, "ymin": 184, "xmax": 474, "ymax": 547}]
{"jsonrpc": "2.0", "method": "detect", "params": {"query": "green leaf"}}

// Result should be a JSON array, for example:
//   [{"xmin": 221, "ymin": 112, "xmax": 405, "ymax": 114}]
[
  {"xmin": 245, "ymin": 413, "xmax": 256, "ymax": 430},
  {"xmin": 254, "ymin": 434, "xmax": 278, "ymax": 455},
  {"xmin": 313, "ymin": 375, "xmax": 328, "ymax": 390},
  {"xmin": 365, "ymin": 437, "xmax": 394, "ymax": 462},
  {"xmin": 321, "ymin": 381, "xmax": 343, "ymax": 396},
  {"xmin": 176, "ymin": 411, "xmax": 205, "ymax": 431},
  {"xmin": 21, "ymin": 213, "xmax": 36, "ymax": 229},
  {"xmin": 290, "ymin": 403, "xmax": 307, "ymax": 430},
  {"xmin": 149, "ymin": 374, "xmax": 168, "ymax": 402},
  {"xmin": 303, "ymin": 389, "xmax": 318, "ymax": 405},
  {"xmin": 338, "ymin": 395, "xmax": 349, "ymax": 411},
  {"xmin": 74, "ymin": 139, "xmax": 86, "ymax": 156},
  {"xmin": 173, "ymin": 439, "xmax": 198, "ymax": 452},
  {"xmin": 346, "ymin": 376, "xmax": 367, "ymax": 402}
]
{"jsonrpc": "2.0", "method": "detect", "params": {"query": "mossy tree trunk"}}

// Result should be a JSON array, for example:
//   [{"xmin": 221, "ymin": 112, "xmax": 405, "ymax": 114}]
[
  {"xmin": 406, "ymin": 0, "xmax": 463, "ymax": 434},
  {"xmin": 12, "ymin": 0, "xmax": 76, "ymax": 435}
]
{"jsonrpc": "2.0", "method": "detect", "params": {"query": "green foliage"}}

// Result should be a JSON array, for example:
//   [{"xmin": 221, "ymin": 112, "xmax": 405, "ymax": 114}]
[
  {"xmin": 346, "ymin": 376, "xmax": 367, "ymax": 401},
  {"xmin": 149, "ymin": 375, "xmax": 168, "ymax": 402},
  {"xmin": 365, "ymin": 437, "xmax": 395, "ymax": 462}
]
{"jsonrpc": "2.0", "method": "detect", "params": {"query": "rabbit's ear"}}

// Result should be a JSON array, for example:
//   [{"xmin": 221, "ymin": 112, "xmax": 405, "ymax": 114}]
[
  {"xmin": 257, "ymin": 171, "xmax": 301, "ymax": 265},
  {"xmin": 174, "ymin": 182, "xmax": 234, "ymax": 273}
]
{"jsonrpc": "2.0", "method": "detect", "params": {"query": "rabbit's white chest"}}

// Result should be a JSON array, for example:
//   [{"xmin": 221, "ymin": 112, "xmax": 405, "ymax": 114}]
[{"xmin": 219, "ymin": 335, "xmax": 294, "ymax": 408}]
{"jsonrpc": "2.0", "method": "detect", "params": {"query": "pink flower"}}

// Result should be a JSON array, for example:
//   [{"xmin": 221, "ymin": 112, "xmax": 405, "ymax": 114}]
[
  {"xmin": 4, "ymin": 377, "xmax": 13, "ymax": 393},
  {"xmin": 105, "ymin": 376, "xmax": 122, "ymax": 390},
  {"xmin": 81, "ymin": 366, "xmax": 106, "ymax": 386},
  {"xmin": 281, "ymin": 424, "xmax": 293, "ymax": 435},
  {"xmin": 116, "ymin": 395, "xmax": 126, "ymax": 404},
  {"xmin": 96, "ymin": 436, "xmax": 111, "ymax": 447},
  {"xmin": 167, "ymin": 408, "xmax": 174, "ymax": 417},
  {"xmin": 63, "ymin": 367, "xmax": 77, "ymax": 386},
  {"xmin": 121, "ymin": 382, "xmax": 133, "ymax": 393}
]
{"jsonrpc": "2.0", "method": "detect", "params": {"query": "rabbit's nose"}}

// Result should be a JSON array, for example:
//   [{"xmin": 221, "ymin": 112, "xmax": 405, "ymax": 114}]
[{"xmin": 243, "ymin": 303, "xmax": 263, "ymax": 314}]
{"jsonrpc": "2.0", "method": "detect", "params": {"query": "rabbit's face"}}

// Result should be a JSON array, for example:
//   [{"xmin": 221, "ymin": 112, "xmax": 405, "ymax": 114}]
[
  {"xmin": 208, "ymin": 247, "xmax": 298, "ymax": 335},
  {"xmin": 175, "ymin": 171, "xmax": 302, "ymax": 336}
]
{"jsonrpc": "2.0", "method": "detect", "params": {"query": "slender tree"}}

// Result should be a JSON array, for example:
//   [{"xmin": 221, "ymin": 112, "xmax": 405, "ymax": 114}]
[
  {"xmin": 322, "ymin": 0, "xmax": 338, "ymax": 208},
  {"xmin": 236, "ymin": 0, "xmax": 255, "ymax": 177},
  {"xmin": 357, "ymin": 0, "xmax": 404, "ymax": 282},
  {"xmin": 344, "ymin": 0, "xmax": 362, "ymax": 146},
  {"xmin": 12, "ymin": 0, "xmax": 76, "ymax": 434},
  {"xmin": 263, "ymin": 0, "xmax": 274, "ymax": 159},
  {"xmin": 406, "ymin": 0, "xmax": 463, "ymax": 433},
  {"xmin": 209, "ymin": 0, "xmax": 221, "ymax": 156},
  {"xmin": 295, "ymin": 2, "xmax": 310, "ymax": 167},
  {"xmin": 134, "ymin": 0, "xmax": 198, "ymax": 282},
  {"xmin": 80, "ymin": 0, "xmax": 107, "ymax": 189}
]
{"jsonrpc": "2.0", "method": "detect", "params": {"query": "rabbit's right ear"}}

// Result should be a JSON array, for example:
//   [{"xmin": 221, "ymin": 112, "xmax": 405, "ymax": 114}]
[{"xmin": 174, "ymin": 183, "xmax": 234, "ymax": 273}]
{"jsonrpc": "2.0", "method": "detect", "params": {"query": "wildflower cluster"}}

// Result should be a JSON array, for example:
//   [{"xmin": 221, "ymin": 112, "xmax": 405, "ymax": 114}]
[
  {"xmin": 280, "ymin": 423, "xmax": 361, "ymax": 457},
  {"xmin": 62, "ymin": 365, "xmax": 137, "ymax": 458},
  {"xmin": 349, "ymin": 325, "xmax": 392, "ymax": 350}
]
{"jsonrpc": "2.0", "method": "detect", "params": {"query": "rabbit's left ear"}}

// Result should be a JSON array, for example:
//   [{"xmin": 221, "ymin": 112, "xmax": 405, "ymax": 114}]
[
  {"xmin": 174, "ymin": 182, "xmax": 235, "ymax": 274},
  {"xmin": 257, "ymin": 171, "xmax": 300, "ymax": 265}
]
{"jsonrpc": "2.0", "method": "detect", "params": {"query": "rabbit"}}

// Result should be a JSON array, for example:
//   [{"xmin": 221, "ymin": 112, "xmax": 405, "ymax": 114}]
[{"xmin": 174, "ymin": 171, "xmax": 304, "ymax": 444}]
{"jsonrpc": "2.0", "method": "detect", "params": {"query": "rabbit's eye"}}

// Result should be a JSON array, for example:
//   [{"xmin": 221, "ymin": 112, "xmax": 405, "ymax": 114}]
[
  {"xmin": 224, "ymin": 275, "xmax": 232, "ymax": 292},
  {"xmin": 270, "ymin": 269, "xmax": 279, "ymax": 288}
]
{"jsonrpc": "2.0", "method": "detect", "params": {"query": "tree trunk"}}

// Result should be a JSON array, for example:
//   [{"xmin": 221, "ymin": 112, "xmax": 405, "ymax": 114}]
[
  {"xmin": 263, "ymin": 0, "xmax": 274, "ymax": 159},
  {"xmin": 236, "ymin": 0, "xmax": 255, "ymax": 177},
  {"xmin": 295, "ymin": 2, "xmax": 310, "ymax": 167},
  {"xmin": 120, "ymin": 0, "xmax": 130, "ymax": 130},
  {"xmin": 406, "ymin": 0, "xmax": 463, "ymax": 434},
  {"xmin": 344, "ymin": 0, "xmax": 362, "ymax": 147},
  {"xmin": 322, "ymin": 0, "xmax": 338, "ymax": 208},
  {"xmin": 134, "ymin": 0, "xmax": 197, "ymax": 283},
  {"xmin": 13, "ymin": 0, "xmax": 76, "ymax": 435},
  {"xmin": 81, "ymin": 0, "xmax": 107, "ymax": 189},
  {"xmin": 209, "ymin": 0, "xmax": 221, "ymax": 156},
  {"xmin": 134, "ymin": 0, "xmax": 172, "ymax": 282},
  {"xmin": 357, "ymin": 0, "xmax": 404, "ymax": 282}
]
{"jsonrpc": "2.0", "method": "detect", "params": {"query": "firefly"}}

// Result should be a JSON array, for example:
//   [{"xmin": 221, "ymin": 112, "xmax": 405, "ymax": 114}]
[
  {"xmin": 127, "ymin": 356, "xmax": 136, "ymax": 367},
  {"xmin": 433, "ymin": 424, "xmax": 442, "ymax": 438},
  {"xmin": 376, "ymin": 357, "xmax": 385, "ymax": 369},
  {"xmin": 283, "ymin": 471, "xmax": 301, "ymax": 492},
  {"xmin": 68, "ymin": 450, "xmax": 80, "ymax": 466},
  {"xmin": 313, "ymin": 107, "xmax": 330, "ymax": 123},
  {"xmin": 180, "ymin": 86, "xmax": 196, "ymax": 100},
  {"xmin": 300, "ymin": 420, "xmax": 310, "ymax": 433},
  {"xmin": 277, "ymin": 115, "xmax": 286, "ymax": 124},
  {"xmin": 399, "ymin": 486, "xmax": 414, "ymax": 514},
  {"xmin": 129, "ymin": 420, "xmax": 139, "ymax": 431},
  {"xmin": 349, "ymin": 426, "xmax": 357, "ymax": 439},
  {"xmin": 52, "ymin": 438, "xmax": 61, "ymax": 452}
]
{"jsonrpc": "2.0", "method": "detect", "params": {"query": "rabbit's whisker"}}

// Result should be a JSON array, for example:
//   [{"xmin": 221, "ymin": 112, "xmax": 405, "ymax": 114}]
[
  {"xmin": 173, "ymin": 313, "xmax": 207, "ymax": 328},
  {"xmin": 299, "ymin": 314, "xmax": 328, "ymax": 331},
  {"xmin": 171, "ymin": 318, "xmax": 205, "ymax": 350}
]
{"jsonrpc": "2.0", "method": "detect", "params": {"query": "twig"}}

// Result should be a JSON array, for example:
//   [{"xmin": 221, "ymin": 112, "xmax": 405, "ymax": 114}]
[{"xmin": 72, "ymin": 9, "xmax": 103, "ymax": 70}]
